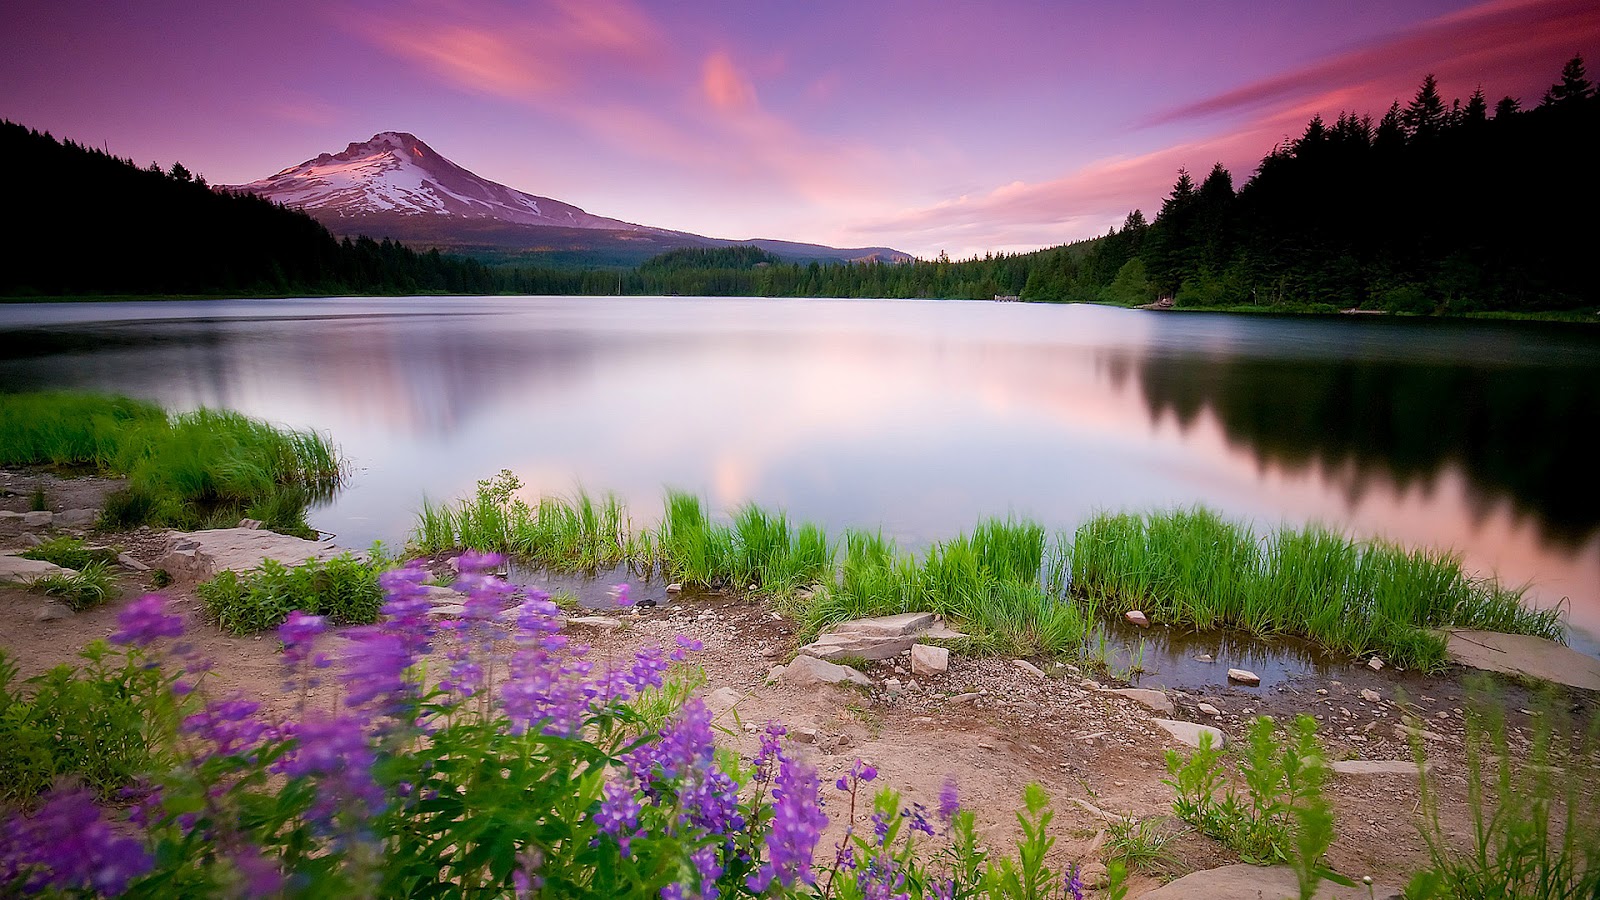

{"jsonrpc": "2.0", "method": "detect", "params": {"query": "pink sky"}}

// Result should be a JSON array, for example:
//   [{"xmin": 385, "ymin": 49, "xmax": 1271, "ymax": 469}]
[{"xmin": 4, "ymin": 0, "xmax": 1596, "ymax": 258}]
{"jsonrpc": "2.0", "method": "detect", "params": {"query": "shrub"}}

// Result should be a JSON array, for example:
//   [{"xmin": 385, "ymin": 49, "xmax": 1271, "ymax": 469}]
[
  {"xmin": 197, "ymin": 553, "xmax": 384, "ymax": 634},
  {"xmin": 0, "ymin": 639, "xmax": 183, "ymax": 806},
  {"xmin": 21, "ymin": 536, "xmax": 118, "ymax": 572}
]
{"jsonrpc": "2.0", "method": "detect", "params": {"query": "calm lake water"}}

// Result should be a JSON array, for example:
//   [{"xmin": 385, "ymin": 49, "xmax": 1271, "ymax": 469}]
[{"xmin": 3, "ymin": 296, "xmax": 1597, "ymax": 652}]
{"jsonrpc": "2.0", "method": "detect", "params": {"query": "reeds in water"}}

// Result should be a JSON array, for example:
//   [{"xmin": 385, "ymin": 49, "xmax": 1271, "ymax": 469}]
[{"xmin": 1068, "ymin": 508, "xmax": 1561, "ymax": 671}]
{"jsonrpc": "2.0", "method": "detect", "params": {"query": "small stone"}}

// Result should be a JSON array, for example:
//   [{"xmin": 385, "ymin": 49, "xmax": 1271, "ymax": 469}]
[
  {"xmin": 793, "ymin": 727, "xmax": 819, "ymax": 744},
  {"xmin": 116, "ymin": 553, "xmax": 150, "ymax": 572},
  {"xmin": 705, "ymin": 687, "xmax": 741, "ymax": 716},
  {"xmin": 666, "ymin": 583, "xmax": 683, "ymax": 593},
  {"xmin": 1198, "ymin": 702, "xmax": 1221, "ymax": 716},
  {"xmin": 910, "ymin": 643, "xmax": 950, "ymax": 676},
  {"xmin": 1316, "ymin": 688, "xmax": 1329, "ymax": 695},
  {"xmin": 237, "ymin": 518, "xmax": 264, "ymax": 530},
  {"xmin": 949, "ymin": 692, "xmax": 981, "ymax": 704},
  {"xmin": 1012, "ymin": 659, "xmax": 1045, "ymax": 678},
  {"xmin": 1368, "ymin": 656, "xmax": 1385, "ymax": 671},
  {"xmin": 1195, "ymin": 653, "xmax": 1214, "ymax": 662},
  {"xmin": 1110, "ymin": 688, "xmax": 1173, "ymax": 715},
  {"xmin": 36, "ymin": 601, "xmax": 73, "ymax": 622},
  {"xmin": 1361, "ymin": 689, "xmax": 1381, "ymax": 703},
  {"xmin": 766, "ymin": 665, "xmax": 785, "ymax": 683},
  {"xmin": 1124, "ymin": 610, "xmax": 1150, "ymax": 628},
  {"xmin": 567, "ymin": 616, "xmax": 624, "ymax": 630},
  {"xmin": 1152, "ymin": 718, "xmax": 1227, "ymax": 749},
  {"xmin": 1227, "ymin": 668, "xmax": 1261, "ymax": 686},
  {"xmin": 1332, "ymin": 759, "xmax": 1430, "ymax": 776}
]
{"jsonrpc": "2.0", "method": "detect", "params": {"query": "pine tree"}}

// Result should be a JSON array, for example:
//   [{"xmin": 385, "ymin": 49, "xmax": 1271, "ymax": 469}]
[
  {"xmin": 1402, "ymin": 74, "xmax": 1448, "ymax": 140},
  {"xmin": 1540, "ymin": 55, "xmax": 1594, "ymax": 109}
]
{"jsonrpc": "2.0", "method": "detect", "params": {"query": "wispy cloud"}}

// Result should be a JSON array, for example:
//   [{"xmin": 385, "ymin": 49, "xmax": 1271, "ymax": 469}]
[{"xmin": 851, "ymin": 0, "xmax": 1600, "ymax": 257}]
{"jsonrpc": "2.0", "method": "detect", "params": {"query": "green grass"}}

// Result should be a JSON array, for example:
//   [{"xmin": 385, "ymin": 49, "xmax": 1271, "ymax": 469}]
[
  {"xmin": 411, "ymin": 470, "xmax": 649, "ymax": 573},
  {"xmin": 198, "ymin": 553, "xmax": 386, "ymax": 634},
  {"xmin": 27, "ymin": 562, "xmax": 119, "ymax": 611},
  {"xmin": 0, "ymin": 391, "xmax": 342, "ymax": 534},
  {"xmin": 1069, "ymin": 508, "xmax": 1562, "ymax": 671},
  {"xmin": 20, "ymin": 536, "xmax": 118, "ymax": 571}
]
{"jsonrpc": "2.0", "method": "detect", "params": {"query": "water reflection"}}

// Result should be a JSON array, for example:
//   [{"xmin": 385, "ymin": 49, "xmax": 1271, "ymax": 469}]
[{"xmin": 0, "ymin": 298, "xmax": 1595, "ymax": 643}]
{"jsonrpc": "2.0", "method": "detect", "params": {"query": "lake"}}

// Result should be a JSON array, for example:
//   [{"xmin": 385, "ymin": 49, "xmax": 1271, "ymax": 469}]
[{"xmin": 3, "ymin": 296, "xmax": 1597, "ymax": 651}]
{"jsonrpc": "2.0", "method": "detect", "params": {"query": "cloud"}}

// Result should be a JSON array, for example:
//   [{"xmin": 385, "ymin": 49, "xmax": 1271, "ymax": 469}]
[
  {"xmin": 851, "ymin": 0, "xmax": 1600, "ymax": 258},
  {"xmin": 350, "ymin": 0, "xmax": 664, "ymax": 100},
  {"xmin": 702, "ymin": 51, "xmax": 757, "ymax": 112},
  {"xmin": 1149, "ymin": 0, "xmax": 1600, "ymax": 125}
]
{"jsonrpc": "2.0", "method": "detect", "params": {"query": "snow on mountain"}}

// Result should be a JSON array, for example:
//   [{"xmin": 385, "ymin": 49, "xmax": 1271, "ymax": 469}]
[{"xmin": 223, "ymin": 131, "xmax": 647, "ymax": 231}]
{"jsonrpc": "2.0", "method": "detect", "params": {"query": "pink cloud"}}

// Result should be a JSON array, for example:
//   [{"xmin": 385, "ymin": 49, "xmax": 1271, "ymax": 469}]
[
  {"xmin": 1150, "ymin": 0, "xmax": 1600, "ymax": 125},
  {"xmin": 702, "ymin": 51, "xmax": 757, "ymax": 112}
]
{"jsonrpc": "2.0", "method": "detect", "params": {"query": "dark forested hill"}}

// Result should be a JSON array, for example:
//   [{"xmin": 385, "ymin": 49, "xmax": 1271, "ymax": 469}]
[{"xmin": 0, "ymin": 121, "xmax": 496, "ymax": 296}]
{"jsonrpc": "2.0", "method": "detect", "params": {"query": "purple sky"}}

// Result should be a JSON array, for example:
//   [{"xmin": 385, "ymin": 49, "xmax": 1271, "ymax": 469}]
[{"xmin": 5, "ymin": 0, "xmax": 1597, "ymax": 258}]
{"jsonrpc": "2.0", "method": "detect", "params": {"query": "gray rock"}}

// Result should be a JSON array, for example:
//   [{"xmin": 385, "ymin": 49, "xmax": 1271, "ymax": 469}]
[
  {"xmin": 1012, "ymin": 659, "xmax": 1045, "ymax": 678},
  {"xmin": 949, "ymin": 692, "xmax": 980, "ymax": 704},
  {"xmin": 429, "ymin": 603, "xmax": 468, "ymax": 618},
  {"xmin": 910, "ymin": 643, "xmax": 949, "ymax": 676},
  {"xmin": 1195, "ymin": 653, "xmax": 1214, "ymax": 662},
  {"xmin": 0, "ymin": 555, "xmax": 76, "ymax": 583},
  {"xmin": 423, "ymin": 584, "xmax": 468, "ymax": 605},
  {"xmin": 35, "ymin": 601, "xmax": 74, "ymax": 622},
  {"xmin": 22, "ymin": 510, "xmax": 52, "ymax": 527},
  {"xmin": 1443, "ymin": 628, "xmax": 1600, "ymax": 692},
  {"xmin": 1110, "ymin": 687, "xmax": 1173, "ymax": 714},
  {"xmin": 705, "ymin": 686, "xmax": 742, "ymax": 716},
  {"xmin": 567, "ymin": 616, "xmax": 623, "ymax": 630},
  {"xmin": 17, "ymin": 532, "xmax": 44, "ymax": 547},
  {"xmin": 1226, "ymin": 668, "xmax": 1261, "ymax": 686},
  {"xmin": 237, "ymin": 518, "xmax": 264, "ymax": 529},
  {"xmin": 666, "ymin": 582, "xmax": 683, "ymax": 593},
  {"xmin": 116, "ymin": 552, "xmax": 150, "ymax": 572},
  {"xmin": 1331, "ymin": 759, "xmax": 1430, "ymax": 777},
  {"xmin": 1361, "ymin": 689, "xmax": 1382, "ymax": 703},
  {"xmin": 1152, "ymin": 718, "xmax": 1227, "ymax": 749},
  {"xmin": 1367, "ymin": 656, "xmax": 1385, "ymax": 671},
  {"xmin": 159, "ymin": 528, "xmax": 346, "ymax": 581},
  {"xmin": 1394, "ymin": 724, "xmax": 1446, "ymax": 742},
  {"xmin": 53, "ymin": 508, "xmax": 97, "ymax": 528},
  {"xmin": 1140, "ymin": 864, "xmax": 1400, "ymax": 899},
  {"xmin": 780, "ymin": 654, "xmax": 871, "ymax": 688},
  {"xmin": 1198, "ymin": 702, "xmax": 1222, "ymax": 717},
  {"xmin": 1124, "ymin": 609, "xmax": 1150, "ymax": 627},
  {"xmin": 833, "ymin": 612, "xmax": 936, "ymax": 637}
]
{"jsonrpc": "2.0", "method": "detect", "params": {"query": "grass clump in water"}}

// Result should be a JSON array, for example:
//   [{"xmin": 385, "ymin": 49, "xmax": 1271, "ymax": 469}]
[
  {"xmin": 1069, "ymin": 507, "xmax": 1562, "ymax": 671},
  {"xmin": 805, "ymin": 518, "xmax": 1084, "ymax": 657},
  {"xmin": 411, "ymin": 470, "xmax": 648, "ymax": 572},
  {"xmin": 0, "ymin": 391, "xmax": 341, "ymax": 534}
]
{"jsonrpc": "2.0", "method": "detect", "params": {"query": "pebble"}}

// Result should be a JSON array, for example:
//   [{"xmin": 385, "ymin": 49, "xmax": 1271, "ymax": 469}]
[
  {"xmin": 1368, "ymin": 656, "xmax": 1385, "ymax": 671},
  {"xmin": 1361, "ymin": 689, "xmax": 1381, "ymax": 702},
  {"xmin": 1226, "ymin": 668, "xmax": 1261, "ymax": 686},
  {"xmin": 1012, "ymin": 659, "xmax": 1045, "ymax": 678},
  {"xmin": 1124, "ymin": 610, "xmax": 1150, "ymax": 628},
  {"xmin": 1198, "ymin": 702, "xmax": 1221, "ymax": 716}
]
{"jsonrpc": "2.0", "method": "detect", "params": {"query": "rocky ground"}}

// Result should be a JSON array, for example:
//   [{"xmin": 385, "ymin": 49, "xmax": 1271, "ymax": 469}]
[{"xmin": 3, "ymin": 468, "xmax": 1596, "ymax": 898}]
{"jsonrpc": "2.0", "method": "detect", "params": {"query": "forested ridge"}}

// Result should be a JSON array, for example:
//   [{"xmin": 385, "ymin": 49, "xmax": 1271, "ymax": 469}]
[
  {"xmin": 4, "ymin": 56, "xmax": 1596, "ymax": 314},
  {"xmin": 1, "ymin": 120, "xmax": 498, "ymax": 296}
]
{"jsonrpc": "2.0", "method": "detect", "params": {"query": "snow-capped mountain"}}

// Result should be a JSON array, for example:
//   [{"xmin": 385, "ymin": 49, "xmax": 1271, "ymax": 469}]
[
  {"xmin": 223, "ymin": 132, "xmax": 910, "ymax": 265},
  {"xmin": 223, "ymin": 131, "xmax": 645, "ymax": 230}
]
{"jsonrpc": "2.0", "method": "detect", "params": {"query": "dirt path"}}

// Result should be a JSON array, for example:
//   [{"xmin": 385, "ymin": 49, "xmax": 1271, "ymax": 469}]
[{"xmin": 3, "ymin": 469, "xmax": 1593, "ymax": 895}]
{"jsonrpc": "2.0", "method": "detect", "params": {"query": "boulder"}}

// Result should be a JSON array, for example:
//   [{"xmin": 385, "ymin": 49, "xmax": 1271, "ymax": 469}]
[
  {"xmin": 1152, "ymin": 718, "xmax": 1227, "ymax": 749},
  {"xmin": 158, "ymin": 528, "xmax": 346, "ymax": 582},
  {"xmin": 53, "ymin": 508, "xmax": 98, "ymax": 528},
  {"xmin": 780, "ymin": 654, "xmax": 871, "ymax": 688},
  {"xmin": 0, "ymin": 555, "xmax": 76, "ymax": 583},
  {"xmin": 22, "ymin": 510, "xmax": 53, "ymax": 527},
  {"xmin": 833, "ymin": 612, "xmax": 936, "ymax": 637},
  {"xmin": 910, "ymin": 643, "xmax": 949, "ymax": 676},
  {"xmin": 1443, "ymin": 629, "xmax": 1600, "ymax": 692},
  {"xmin": 798, "ymin": 631, "xmax": 914, "ymax": 661},
  {"xmin": 35, "ymin": 601, "xmax": 74, "ymax": 622},
  {"xmin": 1226, "ymin": 668, "xmax": 1260, "ymax": 686},
  {"xmin": 1110, "ymin": 688, "xmax": 1173, "ymax": 715},
  {"xmin": 1140, "ymin": 864, "xmax": 1400, "ymax": 899},
  {"xmin": 705, "ymin": 687, "xmax": 742, "ymax": 716}
]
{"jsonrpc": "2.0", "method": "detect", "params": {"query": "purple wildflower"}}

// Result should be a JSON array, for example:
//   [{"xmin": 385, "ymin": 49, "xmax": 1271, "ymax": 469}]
[
  {"xmin": 900, "ymin": 802, "xmax": 935, "ymax": 838},
  {"xmin": 747, "ymin": 752, "xmax": 827, "ymax": 892},
  {"xmin": 109, "ymin": 594, "xmax": 184, "ymax": 648},
  {"xmin": 340, "ymin": 629, "xmax": 412, "ymax": 714},
  {"xmin": 671, "ymin": 634, "xmax": 703, "ymax": 661},
  {"xmin": 228, "ymin": 844, "xmax": 283, "ymax": 899},
  {"xmin": 690, "ymin": 845, "xmax": 723, "ymax": 900},
  {"xmin": 938, "ymin": 776, "xmax": 961, "ymax": 825},
  {"xmin": 753, "ymin": 722, "xmax": 787, "ymax": 784},
  {"xmin": 278, "ymin": 610, "xmax": 326, "ymax": 666},
  {"xmin": 596, "ymin": 780, "xmax": 642, "ymax": 855},
  {"xmin": 0, "ymin": 788, "xmax": 152, "ymax": 896},
  {"xmin": 853, "ymin": 760, "xmax": 877, "ymax": 783},
  {"xmin": 1064, "ymin": 863, "xmax": 1084, "ymax": 900},
  {"xmin": 612, "ymin": 582, "xmax": 634, "ymax": 607},
  {"xmin": 275, "ymin": 714, "xmax": 384, "ymax": 825},
  {"xmin": 181, "ymin": 696, "xmax": 267, "ymax": 761}
]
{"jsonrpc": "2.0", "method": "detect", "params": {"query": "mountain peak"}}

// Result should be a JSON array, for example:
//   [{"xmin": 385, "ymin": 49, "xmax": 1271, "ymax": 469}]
[{"xmin": 226, "ymin": 131, "xmax": 641, "ymax": 229}]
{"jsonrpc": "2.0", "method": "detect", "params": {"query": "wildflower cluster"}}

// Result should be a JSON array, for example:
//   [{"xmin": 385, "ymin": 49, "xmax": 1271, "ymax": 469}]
[{"xmin": 2, "ymin": 557, "xmax": 1101, "ymax": 899}]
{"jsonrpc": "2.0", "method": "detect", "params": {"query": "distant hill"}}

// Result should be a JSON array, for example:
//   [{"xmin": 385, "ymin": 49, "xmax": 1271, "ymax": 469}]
[{"xmin": 223, "ymin": 132, "xmax": 910, "ymax": 267}]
